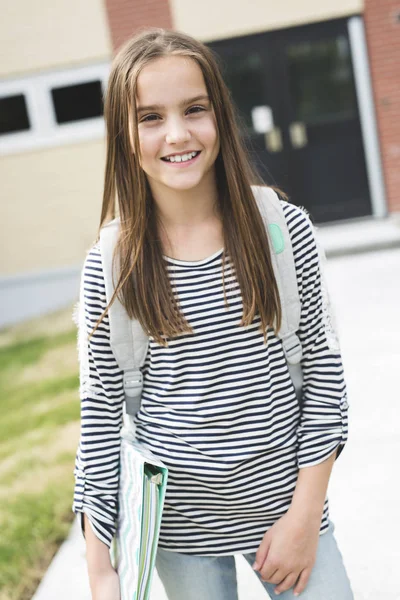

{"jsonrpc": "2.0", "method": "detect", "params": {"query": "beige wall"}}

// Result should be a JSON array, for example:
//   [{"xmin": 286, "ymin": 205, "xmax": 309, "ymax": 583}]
[
  {"xmin": 171, "ymin": 0, "xmax": 364, "ymax": 41},
  {"xmin": 0, "ymin": 0, "xmax": 112, "ymax": 77},
  {"xmin": 0, "ymin": 141, "xmax": 106, "ymax": 275}
]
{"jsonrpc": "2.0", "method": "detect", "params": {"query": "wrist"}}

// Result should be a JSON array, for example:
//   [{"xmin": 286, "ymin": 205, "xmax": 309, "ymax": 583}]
[
  {"xmin": 288, "ymin": 499, "xmax": 324, "ymax": 523},
  {"xmin": 88, "ymin": 564, "xmax": 116, "ymax": 577},
  {"xmin": 290, "ymin": 452, "xmax": 336, "ymax": 522},
  {"xmin": 88, "ymin": 565, "xmax": 118, "ymax": 593}
]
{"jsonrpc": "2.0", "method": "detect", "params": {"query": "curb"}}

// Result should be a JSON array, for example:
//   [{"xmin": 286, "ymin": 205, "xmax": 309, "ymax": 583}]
[
  {"xmin": 32, "ymin": 518, "xmax": 91, "ymax": 600},
  {"xmin": 316, "ymin": 215, "xmax": 400, "ymax": 258}
]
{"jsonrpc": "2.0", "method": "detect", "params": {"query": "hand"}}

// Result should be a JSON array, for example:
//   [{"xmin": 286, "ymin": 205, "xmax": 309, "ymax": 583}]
[
  {"xmin": 253, "ymin": 509, "xmax": 321, "ymax": 596},
  {"xmin": 90, "ymin": 568, "xmax": 120, "ymax": 600}
]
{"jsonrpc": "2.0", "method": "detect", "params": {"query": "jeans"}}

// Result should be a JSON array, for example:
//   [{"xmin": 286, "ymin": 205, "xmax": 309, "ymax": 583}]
[{"xmin": 155, "ymin": 521, "xmax": 353, "ymax": 600}]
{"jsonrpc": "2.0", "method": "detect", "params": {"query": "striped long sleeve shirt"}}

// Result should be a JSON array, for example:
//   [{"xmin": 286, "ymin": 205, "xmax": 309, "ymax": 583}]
[{"xmin": 72, "ymin": 200, "xmax": 349, "ymax": 555}]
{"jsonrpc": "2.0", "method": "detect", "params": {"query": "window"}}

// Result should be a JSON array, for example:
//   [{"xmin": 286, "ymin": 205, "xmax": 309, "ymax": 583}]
[
  {"xmin": 0, "ymin": 63, "xmax": 109, "ymax": 155},
  {"xmin": 51, "ymin": 80, "xmax": 103, "ymax": 124},
  {"xmin": 0, "ymin": 94, "xmax": 30, "ymax": 135},
  {"xmin": 287, "ymin": 37, "xmax": 357, "ymax": 126}
]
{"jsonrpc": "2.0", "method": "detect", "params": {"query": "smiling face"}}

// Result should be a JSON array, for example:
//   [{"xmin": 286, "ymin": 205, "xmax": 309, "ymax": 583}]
[{"xmin": 134, "ymin": 55, "xmax": 220, "ymax": 198}]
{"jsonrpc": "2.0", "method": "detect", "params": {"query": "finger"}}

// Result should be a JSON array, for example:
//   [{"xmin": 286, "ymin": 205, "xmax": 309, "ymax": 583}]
[
  {"xmin": 274, "ymin": 572, "xmax": 297, "ymax": 595},
  {"xmin": 259, "ymin": 559, "xmax": 280, "ymax": 582},
  {"xmin": 260, "ymin": 567, "xmax": 279, "ymax": 583},
  {"xmin": 252, "ymin": 534, "xmax": 271, "ymax": 571},
  {"xmin": 268, "ymin": 569, "xmax": 287, "ymax": 585},
  {"xmin": 261, "ymin": 566, "xmax": 289, "ymax": 585},
  {"xmin": 293, "ymin": 568, "xmax": 311, "ymax": 596}
]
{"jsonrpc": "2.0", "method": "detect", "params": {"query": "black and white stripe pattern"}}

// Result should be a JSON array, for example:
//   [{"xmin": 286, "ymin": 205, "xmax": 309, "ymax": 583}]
[{"xmin": 73, "ymin": 201, "xmax": 348, "ymax": 554}]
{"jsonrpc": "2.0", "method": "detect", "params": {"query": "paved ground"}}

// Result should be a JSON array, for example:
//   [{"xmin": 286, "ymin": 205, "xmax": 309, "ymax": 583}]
[
  {"xmin": 320, "ymin": 248, "xmax": 400, "ymax": 600},
  {"xmin": 32, "ymin": 243, "xmax": 400, "ymax": 600}
]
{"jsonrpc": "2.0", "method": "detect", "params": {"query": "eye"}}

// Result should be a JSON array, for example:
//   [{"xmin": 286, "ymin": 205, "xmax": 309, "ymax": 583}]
[
  {"xmin": 139, "ymin": 105, "xmax": 206, "ymax": 123},
  {"xmin": 140, "ymin": 114, "xmax": 159, "ymax": 123},
  {"xmin": 187, "ymin": 105, "xmax": 206, "ymax": 114}
]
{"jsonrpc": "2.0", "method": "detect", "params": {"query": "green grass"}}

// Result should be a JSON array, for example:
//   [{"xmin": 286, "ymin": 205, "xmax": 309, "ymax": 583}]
[
  {"xmin": 0, "ymin": 488, "xmax": 73, "ymax": 597},
  {"xmin": 0, "ymin": 376, "xmax": 79, "ymax": 449},
  {"xmin": 0, "ymin": 308, "xmax": 81, "ymax": 600},
  {"xmin": 0, "ymin": 330, "xmax": 76, "ymax": 373}
]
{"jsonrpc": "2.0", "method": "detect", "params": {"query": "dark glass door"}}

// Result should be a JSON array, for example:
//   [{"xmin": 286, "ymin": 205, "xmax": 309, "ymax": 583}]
[
  {"xmin": 209, "ymin": 18, "xmax": 372, "ymax": 222},
  {"xmin": 213, "ymin": 34, "xmax": 290, "ymax": 189}
]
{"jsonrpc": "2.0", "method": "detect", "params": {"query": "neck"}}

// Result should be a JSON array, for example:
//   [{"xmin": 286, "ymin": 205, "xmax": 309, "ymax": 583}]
[
  {"xmin": 147, "ymin": 174, "xmax": 223, "ymax": 260},
  {"xmin": 149, "ymin": 174, "xmax": 220, "ymax": 228}
]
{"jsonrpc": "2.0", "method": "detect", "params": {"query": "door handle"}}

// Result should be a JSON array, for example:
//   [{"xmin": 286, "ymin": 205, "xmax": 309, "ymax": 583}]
[
  {"xmin": 265, "ymin": 127, "xmax": 283, "ymax": 153},
  {"xmin": 289, "ymin": 122, "xmax": 308, "ymax": 149},
  {"xmin": 250, "ymin": 105, "xmax": 283, "ymax": 153}
]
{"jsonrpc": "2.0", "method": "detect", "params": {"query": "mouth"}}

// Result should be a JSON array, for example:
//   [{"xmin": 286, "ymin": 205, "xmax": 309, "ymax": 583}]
[{"xmin": 160, "ymin": 151, "xmax": 201, "ymax": 166}]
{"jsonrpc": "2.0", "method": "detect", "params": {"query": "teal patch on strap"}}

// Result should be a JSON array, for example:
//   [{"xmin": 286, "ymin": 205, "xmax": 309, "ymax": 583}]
[{"xmin": 269, "ymin": 223, "xmax": 285, "ymax": 254}]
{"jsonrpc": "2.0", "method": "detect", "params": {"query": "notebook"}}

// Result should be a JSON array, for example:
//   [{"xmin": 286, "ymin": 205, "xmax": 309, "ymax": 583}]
[{"xmin": 110, "ymin": 434, "xmax": 168, "ymax": 600}]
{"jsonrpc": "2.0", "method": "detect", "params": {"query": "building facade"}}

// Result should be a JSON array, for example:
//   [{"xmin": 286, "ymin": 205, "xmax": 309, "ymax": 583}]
[{"xmin": 0, "ymin": 0, "xmax": 399, "ymax": 325}]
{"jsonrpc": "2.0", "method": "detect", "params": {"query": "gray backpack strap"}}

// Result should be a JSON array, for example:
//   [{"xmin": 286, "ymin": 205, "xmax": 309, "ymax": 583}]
[
  {"xmin": 99, "ymin": 219, "xmax": 149, "ymax": 416},
  {"xmin": 251, "ymin": 185, "xmax": 303, "ymax": 400}
]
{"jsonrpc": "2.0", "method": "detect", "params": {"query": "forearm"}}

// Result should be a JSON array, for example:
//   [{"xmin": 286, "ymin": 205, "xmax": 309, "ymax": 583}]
[
  {"xmin": 84, "ymin": 513, "xmax": 115, "ymax": 578},
  {"xmin": 290, "ymin": 448, "xmax": 337, "ymax": 519}
]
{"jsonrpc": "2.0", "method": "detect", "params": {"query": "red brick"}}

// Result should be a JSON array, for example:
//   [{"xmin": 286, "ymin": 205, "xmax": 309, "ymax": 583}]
[
  {"xmin": 104, "ymin": 0, "xmax": 174, "ymax": 51},
  {"xmin": 365, "ymin": 0, "xmax": 400, "ymax": 213}
]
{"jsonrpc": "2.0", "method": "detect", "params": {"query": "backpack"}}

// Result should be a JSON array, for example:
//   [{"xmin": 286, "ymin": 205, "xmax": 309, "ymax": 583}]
[{"xmin": 98, "ymin": 186, "xmax": 304, "ymax": 421}]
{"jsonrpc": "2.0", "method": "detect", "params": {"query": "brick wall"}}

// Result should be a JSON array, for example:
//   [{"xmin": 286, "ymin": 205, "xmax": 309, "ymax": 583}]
[
  {"xmin": 105, "ymin": 0, "xmax": 173, "ymax": 51},
  {"xmin": 364, "ymin": 0, "xmax": 400, "ymax": 213}
]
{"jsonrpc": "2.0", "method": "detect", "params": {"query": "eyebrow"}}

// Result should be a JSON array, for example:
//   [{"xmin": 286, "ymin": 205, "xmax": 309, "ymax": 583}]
[{"xmin": 136, "ymin": 94, "xmax": 210, "ymax": 113}]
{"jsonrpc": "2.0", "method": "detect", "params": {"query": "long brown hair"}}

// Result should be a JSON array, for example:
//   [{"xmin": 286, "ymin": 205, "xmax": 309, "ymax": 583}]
[{"xmin": 96, "ymin": 27, "xmax": 284, "ymax": 346}]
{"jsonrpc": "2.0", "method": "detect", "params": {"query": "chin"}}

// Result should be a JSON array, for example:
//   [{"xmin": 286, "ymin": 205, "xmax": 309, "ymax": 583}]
[{"xmin": 162, "ymin": 177, "xmax": 204, "ymax": 191}]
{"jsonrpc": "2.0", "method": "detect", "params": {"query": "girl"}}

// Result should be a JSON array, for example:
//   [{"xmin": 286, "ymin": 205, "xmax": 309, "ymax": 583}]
[{"xmin": 73, "ymin": 28, "xmax": 353, "ymax": 600}]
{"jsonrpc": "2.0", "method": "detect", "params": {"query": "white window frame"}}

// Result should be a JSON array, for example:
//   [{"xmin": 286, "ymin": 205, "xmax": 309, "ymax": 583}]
[{"xmin": 0, "ymin": 61, "xmax": 110, "ymax": 156}]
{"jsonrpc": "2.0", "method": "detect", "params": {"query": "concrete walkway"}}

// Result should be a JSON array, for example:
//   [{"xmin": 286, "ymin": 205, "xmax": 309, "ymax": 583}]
[
  {"xmin": 316, "ymin": 212, "xmax": 400, "ymax": 257},
  {"xmin": 32, "ymin": 216, "xmax": 400, "ymax": 600}
]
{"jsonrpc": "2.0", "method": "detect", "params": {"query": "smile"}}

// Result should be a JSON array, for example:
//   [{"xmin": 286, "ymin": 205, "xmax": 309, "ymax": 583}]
[{"xmin": 161, "ymin": 151, "xmax": 201, "ymax": 165}]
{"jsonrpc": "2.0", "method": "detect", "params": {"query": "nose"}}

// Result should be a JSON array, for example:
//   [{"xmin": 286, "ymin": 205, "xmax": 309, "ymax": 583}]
[{"xmin": 165, "ymin": 116, "xmax": 191, "ymax": 144}]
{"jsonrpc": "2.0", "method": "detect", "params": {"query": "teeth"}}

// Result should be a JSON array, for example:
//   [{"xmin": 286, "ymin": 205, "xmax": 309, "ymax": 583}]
[{"xmin": 165, "ymin": 151, "xmax": 198, "ymax": 163}]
